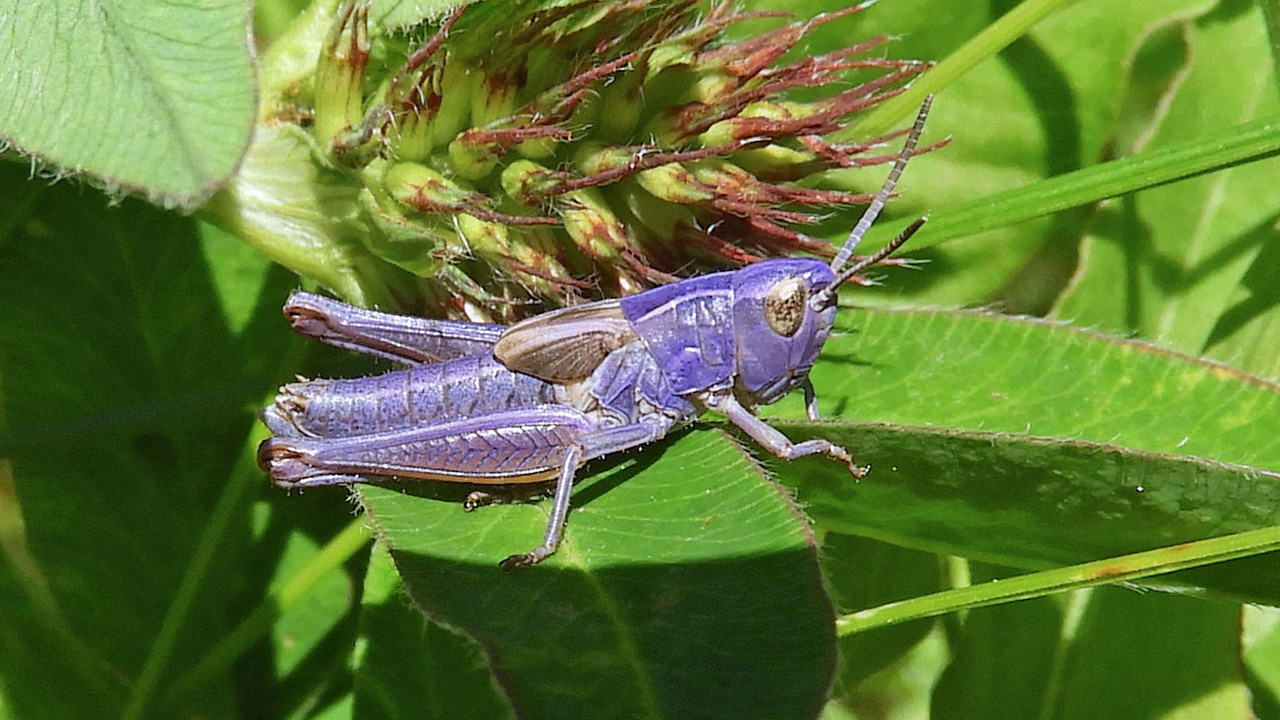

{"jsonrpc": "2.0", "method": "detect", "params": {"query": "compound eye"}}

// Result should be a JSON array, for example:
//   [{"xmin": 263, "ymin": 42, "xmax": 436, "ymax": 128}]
[{"xmin": 764, "ymin": 276, "xmax": 808, "ymax": 337}]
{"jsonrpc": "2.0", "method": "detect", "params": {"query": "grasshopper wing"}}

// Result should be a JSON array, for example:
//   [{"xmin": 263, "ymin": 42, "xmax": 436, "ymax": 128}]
[
  {"xmin": 285, "ymin": 291, "xmax": 503, "ymax": 364},
  {"xmin": 494, "ymin": 300, "xmax": 637, "ymax": 382}
]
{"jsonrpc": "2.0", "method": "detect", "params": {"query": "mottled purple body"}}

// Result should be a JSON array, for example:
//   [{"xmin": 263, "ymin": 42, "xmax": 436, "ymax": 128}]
[
  {"xmin": 585, "ymin": 341, "xmax": 696, "ymax": 422},
  {"xmin": 261, "ymin": 354, "xmax": 589, "ymax": 483},
  {"xmin": 613, "ymin": 259, "xmax": 839, "ymax": 408},
  {"xmin": 262, "ymin": 255, "xmax": 841, "ymax": 489},
  {"xmin": 264, "ymin": 355, "xmax": 558, "ymax": 437},
  {"xmin": 620, "ymin": 273, "xmax": 735, "ymax": 395}
]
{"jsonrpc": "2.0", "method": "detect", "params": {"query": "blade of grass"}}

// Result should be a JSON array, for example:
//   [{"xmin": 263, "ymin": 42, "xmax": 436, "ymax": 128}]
[
  {"xmin": 845, "ymin": 0, "xmax": 1087, "ymax": 139},
  {"xmin": 838, "ymin": 525, "xmax": 1280, "ymax": 636},
  {"xmin": 1262, "ymin": 0, "xmax": 1280, "ymax": 90},
  {"xmin": 864, "ymin": 115, "xmax": 1280, "ymax": 249},
  {"xmin": 162, "ymin": 518, "xmax": 373, "ymax": 709},
  {"xmin": 121, "ymin": 429, "xmax": 266, "ymax": 720}
]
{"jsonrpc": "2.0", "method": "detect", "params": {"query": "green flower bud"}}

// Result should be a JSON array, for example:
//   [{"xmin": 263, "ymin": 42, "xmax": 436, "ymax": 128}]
[
  {"xmin": 559, "ymin": 187, "xmax": 627, "ymax": 263},
  {"xmin": 237, "ymin": 0, "xmax": 928, "ymax": 320},
  {"xmin": 594, "ymin": 69, "xmax": 644, "ymax": 143},
  {"xmin": 449, "ymin": 132, "xmax": 502, "ymax": 181},
  {"xmin": 431, "ymin": 60, "xmax": 475, "ymax": 148},
  {"xmin": 386, "ymin": 161, "xmax": 476, "ymax": 214},
  {"xmin": 637, "ymin": 163, "xmax": 713, "ymax": 204},
  {"xmin": 314, "ymin": 0, "xmax": 370, "ymax": 149},
  {"xmin": 471, "ymin": 72, "xmax": 519, "ymax": 129},
  {"xmin": 499, "ymin": 159, "xmax": 559, "ymax": 206}
]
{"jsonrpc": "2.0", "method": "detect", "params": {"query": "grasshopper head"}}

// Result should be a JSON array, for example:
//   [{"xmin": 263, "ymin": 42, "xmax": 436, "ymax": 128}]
[
  {"xmin": 736, "ymin": 96, "xmax": 935, "ymax": 406},
  {"xmin": 732, "ymin": 258, "xmax": 838, "ymax": 404}
]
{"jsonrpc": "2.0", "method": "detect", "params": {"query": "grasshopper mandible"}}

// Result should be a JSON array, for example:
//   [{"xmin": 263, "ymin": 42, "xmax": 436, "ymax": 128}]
[{"xmin": 259, "ymin": 98, "xmax": 933, "ymax": 568}]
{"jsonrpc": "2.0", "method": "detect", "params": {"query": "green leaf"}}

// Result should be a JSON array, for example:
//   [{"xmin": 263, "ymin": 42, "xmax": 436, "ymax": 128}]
[
  {"xmin": 764, "ymin": 306, "xmax": 1280, "ymax": 597},
  {"xmin": 804, "ymin": 307, "xmax": 1280, "ymax": 467},
  {"xmin": 777, "ymin": 422, "xmax": 1280, "ymax": 595},
  {"xmin": 0, "ymin": 0, "xmax": 255, "ymax": 205},
  {"xmin": 352, "ymin": 544, "xmax": 512, "ymax": 719},
  {"xmin": 359, "ymin": 430, "xmax": 836, "ymax": 720},
  {"xmin": 1054, "ymin": 1, "xmax": 1280, "ymax": 359},
  {"xmin": 0, "ymin": 161, "xmax": 297, "ymax": 718},
  {"xmin": 930, "ymin": 571, "xmax": 1067, "ymax": 719},
  {"xmin": 1050, "ymin": 590, "xmax": 1247, "ymax": 719}
]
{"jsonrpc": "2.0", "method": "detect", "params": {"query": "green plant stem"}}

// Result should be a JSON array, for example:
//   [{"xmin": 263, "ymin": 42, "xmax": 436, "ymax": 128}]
[
  {"xmin": 0, "ymin": 365, "xmax": 123, "ymax": 707},
  {"xmin": 865, "ymin": 115, "xmax": 1280, "ymax": 249},
  {"xmin": 162, "ymin": 518, "xmax": 374, "ymax": 708},
  {"xmin": 121, "ymin": 431, "xmax": 266, "ymax": 720},
  {"xmin": 257, "ymin": 0, "xmax": 346, "ymax": 110},
  {"xmin": 838, "ymin": 525, "xmax": 1280, "ymax": 636},
  {"xmin": 1261, "ymin": 0, "xmax": 1280, "ymax": 90},
  {"xmin": 847, "ymin": 0, "xmax": 1086, "ymax": 138}
]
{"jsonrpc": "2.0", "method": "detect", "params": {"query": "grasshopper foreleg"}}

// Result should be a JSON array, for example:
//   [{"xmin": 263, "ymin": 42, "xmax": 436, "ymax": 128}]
[
  {"xmin": 799, "ymin": 378, "xmax": 821, "ymax": 422},
  {"xmin": 709, "ymin": 392, "xmax": 869, "ymax": 479}
]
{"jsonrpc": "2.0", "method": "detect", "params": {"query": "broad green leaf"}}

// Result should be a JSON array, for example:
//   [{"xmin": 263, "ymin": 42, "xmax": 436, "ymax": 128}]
[
  {"xmin": 765, "ymin": 306, "xmax": 1280, "ymax": 596},
  {"xmin": 806, "ymin": 0, "xmax": 1218, "ymax": 308},
  {"xmin": 775, "ymin": 422, "xmax": 1280, "ymax": 597},
  {"xmin": 352, "ymin": 544, "xmax": 512, "ymax": 719},
  {"xmin": 930, "ymin": 569, "xmax": 1068, "ymax": 719},
  {"xmin": 359, "ymin": 431, "xmax": 836, "ymax": 720},
  {"xmin": 0, "ymin": 162, "xmax": 297, "ymax": 718},
  {"xmin": 1054, "ymin": 1, "xmax": 1280, "ymax": 360},
  {"xmin": 1050, "ymin": 589, "xmax": 1247, "ymax": 719},
  {"xmin": 373, "ymin": 0, "xmax": 468, "ymax": 29},
  {"xmin": 0, "ymin": 0, "xmax": 255, "ymax": 206},
  {"xmin": 821, "ymin": 534, "xmax": 942, "ymax": 693},
  {"xmin": 804, "ymin": 307, "xmax": 1280, "ymax": 467}
]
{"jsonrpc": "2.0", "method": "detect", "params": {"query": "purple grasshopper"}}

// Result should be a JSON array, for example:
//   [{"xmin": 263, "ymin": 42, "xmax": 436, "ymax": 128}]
[{"xmin": 259, "ymin": 98, "xmax": 932, "ymax": 569}]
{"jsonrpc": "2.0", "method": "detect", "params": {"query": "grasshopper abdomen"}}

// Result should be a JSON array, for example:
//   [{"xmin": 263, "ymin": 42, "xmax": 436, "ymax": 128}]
[{"xmin": 263, "ymin": 354, "xmax": 561, "ymax": 439}]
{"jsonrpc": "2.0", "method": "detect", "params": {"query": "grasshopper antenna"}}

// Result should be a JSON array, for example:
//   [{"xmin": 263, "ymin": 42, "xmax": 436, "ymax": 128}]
[
  {"xmin": 816, "ymin": 95, "xmax": 933, "ymax": 309},
  {"xmin": 828, "ymin": 95, "xmax": 932, "ymax": 274}
]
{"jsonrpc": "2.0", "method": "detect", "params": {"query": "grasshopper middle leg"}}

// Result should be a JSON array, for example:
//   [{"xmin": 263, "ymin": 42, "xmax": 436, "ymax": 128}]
[{"xmin": 499, "ymin": 421, "xmax": 670, "ymax": 570}]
